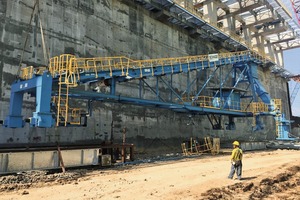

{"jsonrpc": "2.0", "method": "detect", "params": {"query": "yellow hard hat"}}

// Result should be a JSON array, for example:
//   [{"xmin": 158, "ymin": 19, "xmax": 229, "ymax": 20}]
[{"xmin": 232, "ymin": 141, "xmax": 240, "ymax": 146}]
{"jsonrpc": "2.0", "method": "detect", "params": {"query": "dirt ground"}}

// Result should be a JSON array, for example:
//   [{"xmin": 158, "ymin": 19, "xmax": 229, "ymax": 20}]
[{"xmin": 0, "ymin": 149, "xmax": 299, "ymax": 200}]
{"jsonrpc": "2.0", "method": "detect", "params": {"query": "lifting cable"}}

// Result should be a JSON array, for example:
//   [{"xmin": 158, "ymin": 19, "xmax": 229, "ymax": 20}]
[
  {"xmin": 37, "ymin": 0, "xmax": 50, "ymax": 66},
  {"xmin": 17, "ymin": 0, "xmax": 50, "ymax": 77},
  {"xmin": 17, "ymin": 0, "xmax": 38, "ymax": 77}
]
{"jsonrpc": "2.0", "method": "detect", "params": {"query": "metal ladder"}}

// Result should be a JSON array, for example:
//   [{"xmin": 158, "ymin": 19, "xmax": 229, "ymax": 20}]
[{"xmin": 56, "ymin": 54, "xmax": 76, "ymax": 126}]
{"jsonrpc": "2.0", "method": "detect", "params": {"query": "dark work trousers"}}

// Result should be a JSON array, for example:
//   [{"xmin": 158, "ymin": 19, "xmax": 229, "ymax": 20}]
[{"xmin": 228, "ymin": 162, "xmax": 242, "ymax": 180}]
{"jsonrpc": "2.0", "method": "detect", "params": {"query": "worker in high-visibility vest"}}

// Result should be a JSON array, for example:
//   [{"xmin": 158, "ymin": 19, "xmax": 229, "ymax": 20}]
[{"xmin": 228, "ymin": 141, "xmax": 243, "ymax": 180}]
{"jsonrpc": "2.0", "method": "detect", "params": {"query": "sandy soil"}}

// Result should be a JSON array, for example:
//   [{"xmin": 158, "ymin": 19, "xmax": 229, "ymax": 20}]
[{"xmin": 0, "ymin": 149, "xmax": 299, "ymax": 200}]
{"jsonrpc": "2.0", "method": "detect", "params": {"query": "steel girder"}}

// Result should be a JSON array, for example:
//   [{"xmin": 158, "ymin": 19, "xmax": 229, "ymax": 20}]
[{"xmin": 4, "ymin": 51, "xmax": 273, "ymax": 128}]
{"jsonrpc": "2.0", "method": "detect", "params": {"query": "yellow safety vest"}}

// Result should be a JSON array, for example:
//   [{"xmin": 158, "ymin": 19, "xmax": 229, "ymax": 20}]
[{"xmin": 231, "ymin": 148, "xmax": 243, "ymax": 161}]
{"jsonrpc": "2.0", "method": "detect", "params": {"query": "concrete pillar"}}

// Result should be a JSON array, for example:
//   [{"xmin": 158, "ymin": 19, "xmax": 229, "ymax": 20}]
[
  {"xmin": 253, "ymin": 35, "xmax": 264, "ymax": 54},
  {"xmin": 265, "ymin": 41, "xmax": 275, "ymax": 62},
  {"xmin": 184, "ymin": 0, "xmax": 193, "ymax": 10},
  {"xmin": 274, "ymin": 50, "xmax": 284, "ymax": 66},
  {"xmin": 243, "ymin": 27, "xmax": 252, "ymax": 47},
  {"xmin": 222, "ymin": 16, "xmax": 236, "ymax": 33},
  {"xmin": 203, "ymin": 0, "xmax": 218, "ymax": 24}
]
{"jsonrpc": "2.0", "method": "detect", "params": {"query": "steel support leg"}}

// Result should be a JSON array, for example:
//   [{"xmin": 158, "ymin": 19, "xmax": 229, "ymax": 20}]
[
  {"xmin": 5, "ymin": 73, "xmax": 53, "ymax": 128},
  {"xmin": 156, "ymin": 76, "xmax": 159, "ymax": 100},
  {"xmin": 139, "ymin": 79, "xmax": 142, "ymax": 99},
  {"xmin": 31, "ymin": 73, "xmax": 53, "ymax": 127},
  {"xmin": 159, "ymin": 76, "xmax": 184, "ymax": 103},
  {"xmin": 170, "ymin": 74, "xmax": 173, "ymax": 102},
  {"xmin": 110, "ymin": 78, "xmax": 116, "ymax": 95},
  {"xmin": 187, "ymin": 71, "xmax": 190, "ymax": 100},
  {"xmin": 4, "ymin": 91, "xmax": 24, "ymax": 128},
  {"xmin": 141, "ymin": 79, "xmax": 165, "ymax": 102},
  {"xmin": 193, "ymin": 67, "xmax": 219, "ymax": 103}
]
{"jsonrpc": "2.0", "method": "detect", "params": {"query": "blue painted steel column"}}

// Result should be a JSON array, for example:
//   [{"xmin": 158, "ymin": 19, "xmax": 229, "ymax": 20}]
[
  {"xmin": 275, "ymin": 114, "xmax": 294, "ymax": 141},
  {"xmin": 220, "ymin": 64, "xmax": 223, "ymax": 107},
  {"xmin": 139, "ymin": 79, "xmax": 142, "ymax": 99},
  {"xmin": 170, "ymin": 74, "xmax": 173, "ymax": 102},
  {"xmin": 31, "ymin": 73, "xmax": 54, "ymax": 127},
  {"xmin": 247, "ymin": 63, "xmax": 263, "ymax": 131},
  {"xmin": 193, "ymin": 67, "xmax": 219, "ymax": 103},
  {"xmin": 246, "ymin": 63, "xmax": 258, "ymax": 102},
  {"xmin": 159, "ymin": 77, "xmax": 184, "ymax": 103},
  {"xmin": 187, "ymin": 71, "xmax": 190, "ymax": 100},
  {"xmin": 182, "ymin": 71, "xmax": 201, "ymax": 98},
  {"xmin": 232, "ymin": 67, "xmax": 237, "ymax": 89},
  {"xmin": 222, "ymin": 66, "xmax": 248, "ymax": 109},
  {"xmin": 88, "ymin": 100, "xmax": 93, "ymax": 117},
  {"xmin": 141, "ymin": 79, "xmax": 165, "ymax": 102},
  {"xmin": 156, "ymin": 76, "xmax": 159, "ymax": 100},
  {"xmin": 4, "ymin": 91, "xmax": 24, "ymax": 128},
  {"xmin": 4, "ymin": 72, "xmax": 54, "ymax": 128},
  {"xmin": 110, "ymin": 78, "xmax": 116, "ymax": 95},
  {"xmin": 213, "ymin": 67, "xmax": 234, "ymax": 98}
]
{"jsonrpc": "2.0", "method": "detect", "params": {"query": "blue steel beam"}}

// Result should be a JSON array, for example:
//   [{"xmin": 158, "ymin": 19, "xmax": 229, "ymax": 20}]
[
  {"xmin": 159, "ymin": 76, "xmax": 184, "ymax": 103},
  {"xmin": 71, "ymin": 54, "xmax": 262, "ymax": 85},
  {"xmin": 213, "ymin": 67, "xmax": 234, "ymax": 98},
  {"xmin": 170, "ymin": 74, "xmax": 173, "ymax": 102},
  {"xmin": 247, "ymin": 63, "xmax": 272, "ymax": 104},
  {"xmin": 140, "ymin": 79, "xmax": 166, "ymax": 102},
  {"xmin": 181, "ymin": 69, "xmax": 202, "ymax": 97},
  {"xmin": 4, "ymin": 52, "xmax": 273, "ymax": 128},
  {"xmin": 192, "ymin": 67, "xmax": 219, "ymax": 103},
  {"xmin": 187, "ymin": 71, "xmax": 190, "ymax": 100},
  {"xmin": 4, "ymin": 72, "xmax": 53, "ymax": 128},
  {"xmin": 67, "ymin": 90, "xmax": 252, "ymax": 116},
  {"xmin": 222, "ymin": 66, "xmax": 248, "ymax": 109}
]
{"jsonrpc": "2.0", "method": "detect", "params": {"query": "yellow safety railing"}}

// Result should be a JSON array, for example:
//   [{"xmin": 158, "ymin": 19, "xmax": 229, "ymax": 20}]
[
  {"xmin": 70, "ymin": 108, "xmax": 85, "ymax": 125},
  {"xmin": 250, "ymin": 99, "xmax": 282, "ymax": 127},
  {"xmin": 49, "ymin": 54, "xmax": 77, "ymax": 126},
  {"xmin": 59, "ymin": 54, "xmax": 76, "ymax": 85},
  {"xmin": 20, "ymin": 66, "xmax": 48, "ymax": 80},
  {"xmin": 46, "ymin": 49, "xmax": 277, "ymax": 126},
  {"xmin": 195, "ymin": 96, "xmax": 252, "ymax": 112},
  {"xmin": 272, "ymin": 99, "xmax": 282, "ymax": 137},
  {"xmin": 272, "ymin": 99, "xmax": 282, "ymax": 113},
  {"xmin": 49, "ymin": 54, "xmax": 77, "ymax": 85},
  {"xmin": 20, "ymin": 66, "xmax": 34, "ymax": 80},
  {"xmin": 180, "ymin": 96, "xmax": 283, "ymax": 117},
  {"xmin": 49, "ymin": 56, "xmax": 59, "ymax": 77},
  {"xmin": 48, "ymin": 50, "xmax": 269, "ymax": 83},
  {"xmin": 250, "ymin": 102, "xmax": 269, "ymax": 113},
  {"xmin": 52, "ymin": 96, "xmax": 84, "ymax": 125}
]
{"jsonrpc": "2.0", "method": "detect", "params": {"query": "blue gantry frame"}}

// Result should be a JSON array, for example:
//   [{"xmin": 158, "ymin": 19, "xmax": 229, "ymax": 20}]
[
  {"xmin": 4, "ymin": 52, "xmax": 274, "ymax": 131},
  {"xmin": 4, "ymin": 72, "xmax": 54, "ymax": 128}
]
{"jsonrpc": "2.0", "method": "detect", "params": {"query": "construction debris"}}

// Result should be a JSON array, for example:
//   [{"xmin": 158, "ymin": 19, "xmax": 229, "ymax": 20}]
[
  {"xmin": 0, "ymin": 170, "xmax": 86, "ymax": 192},
  {"xmin": 200, "ymin": 166, "xmax": 300, "ymax": 200},
  {"xmin": 181, "ymin": 137, "xmax": 220, "ymax": 156}
]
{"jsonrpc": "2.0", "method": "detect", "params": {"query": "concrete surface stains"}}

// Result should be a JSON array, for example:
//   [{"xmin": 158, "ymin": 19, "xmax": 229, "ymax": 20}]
[{"xmin": 101, "ymin": 0, "xmax": 111, "ymax": 9}]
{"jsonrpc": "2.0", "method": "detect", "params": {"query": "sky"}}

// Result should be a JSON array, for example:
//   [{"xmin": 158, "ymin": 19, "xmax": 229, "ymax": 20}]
[{"xmin": 283, "ymin": 48, "xmax": 300, "ymax": 116}]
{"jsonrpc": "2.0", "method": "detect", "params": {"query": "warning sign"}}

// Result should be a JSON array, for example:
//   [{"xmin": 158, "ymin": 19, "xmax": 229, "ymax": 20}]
[{"xmin": 208, "ymin": 53, "xmax": 219, "ymax": 62}]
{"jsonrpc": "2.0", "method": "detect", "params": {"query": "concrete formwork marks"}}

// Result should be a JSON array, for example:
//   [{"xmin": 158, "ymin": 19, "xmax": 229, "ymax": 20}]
[{"xmin": 0, "ymin": 0, "xmax": 291, "ymax": 152}]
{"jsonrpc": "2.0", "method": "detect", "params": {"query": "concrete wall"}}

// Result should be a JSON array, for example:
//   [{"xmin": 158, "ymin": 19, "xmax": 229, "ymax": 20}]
[{"xmin": 0, "ymin": 0, "xmax": 290, "ymax": 154}]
